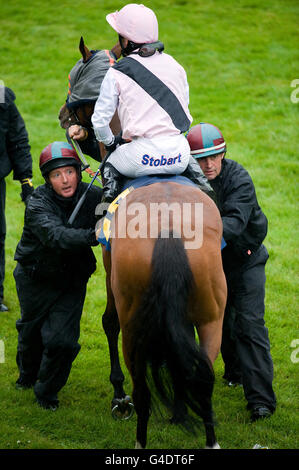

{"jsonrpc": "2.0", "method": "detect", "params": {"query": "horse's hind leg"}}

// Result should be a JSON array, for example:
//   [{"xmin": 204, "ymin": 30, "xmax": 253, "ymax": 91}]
[
  {"xmin": 121, "ymin": 329, "xmax": 150, "ymax": 448},
  {"xmin": 197, "ymin": 319, "xmax": 223, "ymax": 449},
  {"xmin": 204, "ymin": 421, "xmax": 220, "ymax": 449},
  {"xmin": 102, "ymin": 302, "xmax": 126, "ymax": 405},
  {"xmin": 197, "ymin": 318, "xmax": 223, "ymax": 364},
  {"xmin": 102, "ymin": 249, "xmax": 133, "ymax": 418}
]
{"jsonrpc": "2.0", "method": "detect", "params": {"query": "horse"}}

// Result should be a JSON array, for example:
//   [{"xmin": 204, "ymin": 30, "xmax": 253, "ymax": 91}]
[
  {"xmin": 59, "ymin": 39, "xmax": 227, "ymax": 448},
  {"xmin": 99, "ymin": 180, "xmax": 227, "ymax": 448}
]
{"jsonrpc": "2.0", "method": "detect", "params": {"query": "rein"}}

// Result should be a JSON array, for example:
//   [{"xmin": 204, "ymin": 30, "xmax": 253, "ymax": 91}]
[
  {"xmin": 70, "ymin": 138, "xmax": 102, "ymax": 185},
  {"xmin": 65, "ymin": 105, "xmax": 103, "ymax": 184}
]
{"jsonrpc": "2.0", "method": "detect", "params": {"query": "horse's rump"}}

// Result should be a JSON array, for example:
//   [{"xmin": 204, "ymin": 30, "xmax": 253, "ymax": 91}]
[{"xmin": 110, "ymin": 182, "xmax": 224, "ymax": 327}]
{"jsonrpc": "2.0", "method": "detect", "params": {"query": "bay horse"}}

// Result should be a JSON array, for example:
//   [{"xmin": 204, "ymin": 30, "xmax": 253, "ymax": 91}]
[
  {"xmin": 59, "ymin": 39, "xmax": 227, "ymax": 448},
  {"xmin": 98, "ymin": 180, "xmax": 226, "ymax": 449}
]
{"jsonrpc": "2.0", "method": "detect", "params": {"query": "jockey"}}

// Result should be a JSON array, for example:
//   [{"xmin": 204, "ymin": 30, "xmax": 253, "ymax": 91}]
[{"xmin": 91, "ymin": 3, "xmax": 213, "ymax": 203}]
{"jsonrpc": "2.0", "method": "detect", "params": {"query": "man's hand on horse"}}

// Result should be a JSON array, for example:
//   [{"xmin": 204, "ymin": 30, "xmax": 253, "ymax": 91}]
[{"xmin": 68, "ymin": 124, "xmax": 88, "ymax": 141}]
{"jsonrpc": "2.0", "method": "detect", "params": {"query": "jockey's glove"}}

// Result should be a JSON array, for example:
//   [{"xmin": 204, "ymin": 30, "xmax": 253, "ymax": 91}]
[
  {"xmin": 20, "ymin": 178, "xmax": 34, "ymax": 204},
  {"xmin": 104, "ymin": 133, "xmax": 125, "ymax": 153}
]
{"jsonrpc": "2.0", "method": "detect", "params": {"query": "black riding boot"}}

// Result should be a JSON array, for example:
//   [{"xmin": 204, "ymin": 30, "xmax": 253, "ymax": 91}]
[
  {"xmin": 182, "ymin": 157, "xmax": 217, "ymax": 203},
  {"xmin": 101, "ymin": 162, "xmax": 124, "ymax": 204}
]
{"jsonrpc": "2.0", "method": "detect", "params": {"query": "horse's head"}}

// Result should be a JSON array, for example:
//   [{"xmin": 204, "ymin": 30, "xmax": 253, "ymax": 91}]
[
  {"xmin": 59, "ymin": 37, "xmax": 121, "ymax": 130},
  {"xmin": 59, "ymin": 102, "xmax": 95, "ymax": 130},
  {"xmin": 58, "ymin": 37, "xmax": 96, "ymax": 129}
]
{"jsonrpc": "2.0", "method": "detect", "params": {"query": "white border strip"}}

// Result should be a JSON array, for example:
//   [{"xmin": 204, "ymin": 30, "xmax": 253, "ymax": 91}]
[{"xmin": 191, "ymin": 142, "xmax": 226, "ymax": 155}]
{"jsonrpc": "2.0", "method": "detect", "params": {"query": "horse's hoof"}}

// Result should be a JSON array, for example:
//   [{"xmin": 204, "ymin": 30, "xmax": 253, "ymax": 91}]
[
  {"xmin": 204, "ymin": 442, "xmax": 221, "ymax": 449},
  {"xmin": 111, "ymin": 395, "xmax": 134, "ymax": 420},
  {"xmin": 135, "ymin": 441, "xmax": 144, "ymax": 449}
]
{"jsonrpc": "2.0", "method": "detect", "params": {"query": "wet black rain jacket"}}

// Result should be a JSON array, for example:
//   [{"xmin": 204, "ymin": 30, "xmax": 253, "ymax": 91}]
[
  {"xmin": 210, "ymin": 158, "xmax": 268, "ymax": 260},
  {"xmin": 0, "ymin": 87, "xmax": 32, "ymax": 181},
  {"xmin": 14, "ymin": 182, "xmax": 102, "ymax": 284}
]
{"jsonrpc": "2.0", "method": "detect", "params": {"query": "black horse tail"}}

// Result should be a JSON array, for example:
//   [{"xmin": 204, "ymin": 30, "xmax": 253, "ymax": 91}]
[{"xmin": 129, "ymin": 232, "xmax": 215, "ymax": 432}]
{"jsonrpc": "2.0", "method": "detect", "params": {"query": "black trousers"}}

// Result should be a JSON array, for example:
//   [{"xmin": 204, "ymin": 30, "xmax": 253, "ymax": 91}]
[
  {"xmin": 14, "ymin": 263, "xmax": 87, "ymax": 401},
  {"xmin": 221, "ymin": 245, "xmax": 276, "ymax": 411},
  {"xmin": 0, "ymin": 179, "xmax": 6, "ymax": 302}
]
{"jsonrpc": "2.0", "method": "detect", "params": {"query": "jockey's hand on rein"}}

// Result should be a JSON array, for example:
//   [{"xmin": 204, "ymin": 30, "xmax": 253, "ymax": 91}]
[
  {"xmin": 67, "ymin": 125, "xmax": 88, "ymax": 141},
  {"xmin": 104, "ymin": 133, "xmax": 125, "ymax": 153}
]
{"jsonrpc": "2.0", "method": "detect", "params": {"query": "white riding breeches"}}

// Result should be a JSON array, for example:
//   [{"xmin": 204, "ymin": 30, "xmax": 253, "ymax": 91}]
[{"xmin": 106, "ymin": 134, "xmax": 190, "ymax": 178}]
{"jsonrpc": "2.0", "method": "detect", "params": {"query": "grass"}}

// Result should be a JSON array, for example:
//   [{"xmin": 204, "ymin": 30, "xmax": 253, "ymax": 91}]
[{"xmin": 0, "ymin": 0, "xmax": 298, "ymax": 451}]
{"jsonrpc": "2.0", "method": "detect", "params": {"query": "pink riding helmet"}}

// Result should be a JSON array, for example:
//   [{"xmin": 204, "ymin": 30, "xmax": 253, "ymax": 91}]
[{"xmin": 106, "ymin": 3, "xmax": 159, "ymax": 44}]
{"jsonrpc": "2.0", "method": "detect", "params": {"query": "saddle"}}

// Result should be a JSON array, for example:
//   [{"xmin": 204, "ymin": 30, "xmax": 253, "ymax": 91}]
[{"xmin": 121, "ymin": 174, "xmax": 196, "ymax": 191}]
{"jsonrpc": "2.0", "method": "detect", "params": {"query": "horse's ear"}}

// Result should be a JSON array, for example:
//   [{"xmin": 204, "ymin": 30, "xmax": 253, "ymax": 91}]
[{"xmin": 79, "ymin": 36, "xmax": 92, "ymax": 63}]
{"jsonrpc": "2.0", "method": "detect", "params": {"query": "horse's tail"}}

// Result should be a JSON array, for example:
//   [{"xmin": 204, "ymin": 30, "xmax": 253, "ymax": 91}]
[{"xmin": 129, "ymin": 232, "xmax": 215, "ymax": 432}]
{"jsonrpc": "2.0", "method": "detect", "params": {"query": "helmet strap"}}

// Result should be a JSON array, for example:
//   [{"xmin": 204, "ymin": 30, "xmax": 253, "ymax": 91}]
[
  {"xmin": 119, "ymin": 35, "xmax": 142, "ymax": 57},
  {"xmin": 134, "ymin": 41, "xmax": 164, "ymax": 57},
  {"xmin": 119, "ymin": 35, "xmax": 164, "ymax": 58}
]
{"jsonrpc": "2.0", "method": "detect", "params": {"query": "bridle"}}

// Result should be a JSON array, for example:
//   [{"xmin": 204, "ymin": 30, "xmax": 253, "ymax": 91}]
[
  {"xmin": 66, "ymin": 107, "xmax": 81, "ymax": 127},
  {"xmin": 63, "ymin": 103, "xmax": 102, "ymax": 184},
  {"xmin": 66, "ymin": 105, "xmax": 92, "ymax": 128}
]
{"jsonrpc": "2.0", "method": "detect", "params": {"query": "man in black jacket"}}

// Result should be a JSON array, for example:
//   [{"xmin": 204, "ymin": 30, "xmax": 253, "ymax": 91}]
[
  {"xmin": 14, "ymin": 141, "xmax": 102, "ymax": 410},
  {"xmin": 0, "ymin": 86, "xmax": 34, "ymax": 311},
  {"xmin": 187, "ymin": 123, "xmax": 276, "ymax": 421}
]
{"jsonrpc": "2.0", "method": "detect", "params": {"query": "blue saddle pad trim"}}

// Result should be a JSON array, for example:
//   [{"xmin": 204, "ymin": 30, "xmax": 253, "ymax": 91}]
[{"xmin": 122, "ymin": 174, "xmax": 197, "ymax": 191}]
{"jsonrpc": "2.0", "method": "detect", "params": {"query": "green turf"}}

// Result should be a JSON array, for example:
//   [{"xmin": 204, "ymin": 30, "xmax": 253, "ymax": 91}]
[{"xmin": 0, "ymin": 0, "xmax": 298, "ymax": 450}]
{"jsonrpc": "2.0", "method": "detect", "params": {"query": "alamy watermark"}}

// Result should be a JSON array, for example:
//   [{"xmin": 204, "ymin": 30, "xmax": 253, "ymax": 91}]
[
  {"xmin": 290, "ymin": 79, "xmax": 299, "ymax": 103},
  {"xmin": 0, "ymin": 340, "xmax": 4, "ymax": 363},
  {"xmin": 96, "ymin": 200, "xmax": 204, "ymax": 249},
  {"xmin": 290, "ymin": 339, "xmax": 299, "ymax": 364},
  {"xmin": 0, "ymin": 80, "xmax": 5, "ymax": 104}
]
